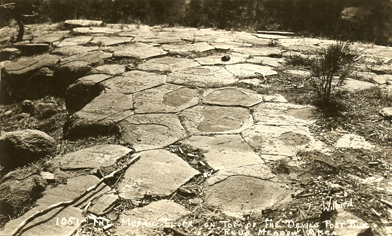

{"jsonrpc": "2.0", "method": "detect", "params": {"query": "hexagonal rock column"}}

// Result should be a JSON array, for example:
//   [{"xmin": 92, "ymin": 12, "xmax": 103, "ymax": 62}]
[
  {"xmin": 134, "ymin": 84, "xmax": 201, "ymax": 113},
  {"xmin": 56, "ymin": 145, "xmax": 132, "ymax": 175},
  {"xmin": 120, "ymin": 114, "xmax": 186, "ymax": 152},
  {"xmin": 137, "ymin": 57, "xmax": 200, "ymax": 73},
  {"xmin": 63, "ymin": 93, "xmax": 134, "ymax": 139},
  {"xmin": 112, "ymin": 43, "xmax": 167, "ymax": 59},
  {"xmin": 118, "ymin": 150, "xmax": 199, "ymax": 199},
  {"xmin": 116, "ymin": 200, "xmax": 190, "ymax": 236},
  {"xmin": 202, "ymin": 87, "xmax": 263, "ymax": 107},
  {"xmin": 179, "ymin": 106, "xmax": 253, "ymax": 135},
  {"xmin": 101, "ymin": 71, "xmax": 166, "ymax": 94},
  {"xmin": 65, "ymin": 74, "xmax": 110, "ymax": 113},
  {"xmin": 225, "ymin": 63, "xmax": 278, "ymax": 78},
  {"xmin": 204, "ymin": 176, "xmax": 290, "ymax": 218},
  {"xmin": 242, "ymin": 124, "xmax": 325, "ymax": 160},
  {"xmin": 167, "ymin": 66, "xmax": 238, "ymax": 88}
]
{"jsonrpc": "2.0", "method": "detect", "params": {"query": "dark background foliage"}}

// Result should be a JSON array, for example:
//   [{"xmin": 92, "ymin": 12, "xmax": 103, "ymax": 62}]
[{"xmin": 1, "ymin": 0, "xmax": 392, "ymax": 45}]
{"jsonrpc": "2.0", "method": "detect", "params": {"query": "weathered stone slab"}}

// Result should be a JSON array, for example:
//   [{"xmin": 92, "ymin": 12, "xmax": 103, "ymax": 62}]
[
  {"xmin": 63, "ymin": 93, "xmax": 134, "ymax": 139},
  {"xmin": 262, "ymin": 94, "xmax": 288, "ymax": 103},
  {"xmin": 57, "ymin": 36, "xmax": 93, "ymax": 47},
  {"xmin": 335, "ymin": 134, "xmax": 375, "ymax": 150},
  {"xmin": 167, "ymin": 66, "xmax": 237, "ymax": 88},
  {"xmin": 380, "ymin": 107, "xmax": 392, "ymax": 120},
  {"xmin": 340, "ymin": 78, "xmax": 376, "ymax": 91},
  {"xmin": 254, "ymin": 33, "xmax": 289, "ymax": 39},
  {"xmin": 1, "ymin": 206, "xmax": 83, "ymax": 236},
  {"xmin": 0, "ymin": 48, "xmax": 21, "ymax": 60},
  {"xmin": 119, "ymin": 150, "xmax": 199, "ymax": 199},
  {"xmin": 32, "ymin": 32, "xmax": 68, "ymax": 44},
  {"xmin": 134, "ymin": 84, "xmax": 200, "ymax": 113},
  {"xmin": 332, "ymin": 209, "xmax": 371, "ymax": 236},
  {"xmin": 203, "ymin": 87, "xmax": 263, "ymax": 107},
  {"xmin": 113, "ymin": 43, "xmax": 167, "ymax": 59},
  {"xmin": 90, "ymin": 64, "xmax": 126, "ymax": 75},
  {"xmin": 195, "ymin": 53, "xmax": 247, "ymax": 65},
  {"xmin": 138, "ymin": 57, "xmax": 199, "ymax": 72},
  {"xmin": 284, "ymin": 69, "xmax": 311, "ymax": 77},
  {"xmin": 373, "ymin": 74, "xmax": 392, "ymax": 84},
  {"xmin": 65, "ymin": 19, "xmax": 103, "ymax": 27},
  {"xmin": 252, "ymin": 102, "xmax": 317, "ymax": 126},
  {"xmin": 232, "ymin": 47, "xmax": 281, "ymax": 57},
  {"xmin": 211, "ymin": 42, "xmax": 253, "ymax": 50},
  {"xmin": 180, "ymin": 135, "xmax": 264, "ymax": 170},
  {"xmin": 162, "ymin": 42, "xmax": 215, "ymax": 55},
  {"xmin": 242, "ymin": 124, "xmax": 324, "ymax": 157},
  {"xmin": 51, "ymin": 46, "xmax": 99, "ymax": 56},
  {"xmin": 102, "ymin": 71, "xmax": 166, "ymax": 94},
  {"xmin": 73, "ymin": 27, "xmax": 122, "ymax": 35},
  {"xmin": 53, "ymin": 61, "xmax": 93, "ymax": 95},
  {"xmin": 58, "ymin": 145, "xmax": 131, "ymax": 172},
  {"xmin": 179, "ymin": 106, "xmax": 253, "ymax": 134},
  {"xmin": 116, "ymin": 200, "xmax": 189, "ymax": 236},
  {"xmin": 3, "ymin": 54, "xmax": 59, "ymax": 76},
  {"xmin": 58, "ymin": 51, "xmax": 105, "ymax": 67},
  {"xmin": 90, "ymin": 36, "xmax": 133, "ymax": 46},
  {"xmin": 120, "ymin": 114, "xmax": 186, "ymax": 151},
  {"xmin": 246, "ymin": 56, "xmax": 284, "ymax": 67},
  {"xmin": 225, "ymin": 64, "xmax": 278, "ymax": 78},
  {"xmin": 204, "ymin": 176, "xmax": 290, "ymax": 218},
  {"xmin": 205, "ymin": 164, "xmax": 275, "ymax": 185},
  {"xmin": 89, "ymin": 192, "xmax": 119, "ymax": 215}
]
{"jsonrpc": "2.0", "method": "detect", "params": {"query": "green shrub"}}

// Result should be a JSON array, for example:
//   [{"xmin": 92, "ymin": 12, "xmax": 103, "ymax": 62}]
[{"xmin": 309, "ymin": 41, "xmax": 361, "ymax": 105}]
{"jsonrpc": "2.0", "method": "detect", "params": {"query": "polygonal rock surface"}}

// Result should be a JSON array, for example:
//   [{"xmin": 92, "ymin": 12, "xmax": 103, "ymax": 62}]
[
  {"xmin": 65, "ymin": 74, "xmax": 110, "ymax": 113},
  {"xmin": 53, "ymin": 61, "xmax": 92, "ymax": 95},
  {"xmin": 137, "ymin": 57, "xmax": 199, "ymax": 72},
  {"xmin": 180, "ymin": 135, "xmax": 264, "ymax": 170},
  {"xmin": 335, "ymin": 134, "xmax": 375, "ymax": 150},
  {"xmin": 262, "ymin": 94, "xmax": 288, "ymax": 103},
  {"xmin": 113, "ymin": 43, "xmax": 167, "ymax": 59},
  {"xmin": 167, "ymin": 66, "xmax": 237, "ymax": 88},
  {"xmin": 90, "ymin": 36, "xmax": 133, "ymax": 46},
  {"xmin": 0, "ymin": 129, "xmax": 55, "ymax": 171},
  {"xmin": 204, "ymin": 176, "xmax": 290, "ymax": 218},
  {"xmin": 58, "ymin": 145, "xmax": 132, "ymax": 172},
  {"xmin": 58, "ymin": 51, "xmax": 105, "ymax": 67},
  {"xmin": 195, "ymin": 53, "xmax": 247, "ymax": 65},
  {"xmin": 120, "ymin": 114, "xmax": 186, "ymax": 152},
  {"xmin": 116, "ymin": 200, "xmax": 190, "ymax": 236},
  {"xmin": 232, "ymin": 47, "xmax": 281, "ymax": 56},
  {"xmin": 90, "ymin": 64, "xmax": 126, "ymax": 75},
  {"xmin": 161, "ymin": 42, "xmax": 214, "ymax": 55},
  {"xmin": 373, "ymin": 74, "xmax": 392, "ymax": 84},
  {"xmin": 134, "ymin": 84, "xmax": 200, "ymax": 113},
  {"xmin": 203, "ymin": 87, "xmax": 263, "ymax": 107},
  {"xmin": 102, "ymin": 71, "xmax": 166, "ymax": 94},
  {"xmin": 119, "ymin": 150, "xmax": 199, "ymax": 199},
  {"xmin": 57, "ymin": 36, "xmax": 93, "ymax": 47},
  {"xmin": 242, "ymin": 124, "xmax": 324, "ymax": 157},
  {"xmin": 246, "ymin": 56, "xmax": 284, "ymax": 67},
  {"xmin": 252, "ymin": 102, "xmax": 317, "ymax": 126},
  {"xmin": 179, "ymin": 106, "xmax": 253, "ymax": 134},
  {"xmin": 64, "ymin": 93, "xmax": 134, "ymax": 138},
  {"xmin": 51, "ymin": 46, "xmax": 99, "ymax": 56},
  {"xmin": 32, "ymin": 32, "xmax": 68, "ymax": 44},
  {"xmin": 225, "ymin": 63, "xmax": 278, "ymax": 78}
]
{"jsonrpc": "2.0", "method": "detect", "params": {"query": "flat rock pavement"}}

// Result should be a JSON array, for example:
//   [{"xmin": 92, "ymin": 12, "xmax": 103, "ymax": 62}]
[{"xmin": 1, "ymin": 24, "xmax": 382, "ymax": 236}]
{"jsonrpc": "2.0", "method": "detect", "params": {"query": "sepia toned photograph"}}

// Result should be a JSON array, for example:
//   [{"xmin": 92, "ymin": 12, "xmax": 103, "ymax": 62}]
[{"xmin": 0, "ymin": 0, "xmax": 392, "ymax": 235}]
